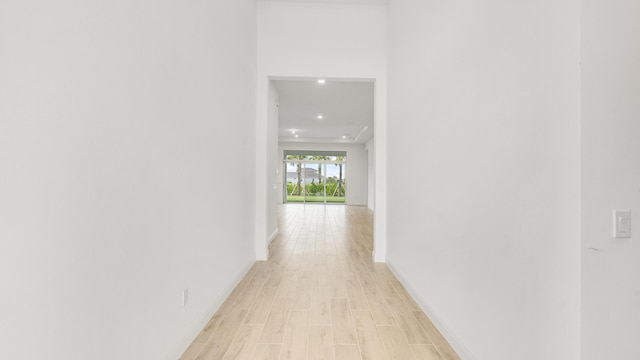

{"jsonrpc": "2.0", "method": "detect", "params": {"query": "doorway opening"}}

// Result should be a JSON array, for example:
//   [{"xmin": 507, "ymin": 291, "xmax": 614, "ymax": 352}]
[
  {"xmin": 274, "ymin": 78, "xmax": 373, "ymax": 207},
  {"xmin": 257, "ymin": 75, "xmax": 385, "ymax": 262}
]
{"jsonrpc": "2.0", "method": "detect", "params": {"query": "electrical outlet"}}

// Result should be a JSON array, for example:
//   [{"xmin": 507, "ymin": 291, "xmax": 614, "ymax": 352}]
[{"xmin": 182, "ymin": 289, "xmax": 189, "ymax": 306}]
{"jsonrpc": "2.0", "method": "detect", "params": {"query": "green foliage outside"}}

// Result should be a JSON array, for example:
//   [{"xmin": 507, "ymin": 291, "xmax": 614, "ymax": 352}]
[
  {"xmin": 286, "ymin": 181, "xmax": 345, "ymax": 203},
  {"xmin": 286, "ymin": 181, "xmax": 345, "ymax": 198}
]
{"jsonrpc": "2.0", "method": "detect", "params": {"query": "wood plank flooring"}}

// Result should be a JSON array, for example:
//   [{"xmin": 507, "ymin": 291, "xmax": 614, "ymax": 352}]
[{"xmin": 180, "ymin": 205, "xmax": 461, "ymax": 360}]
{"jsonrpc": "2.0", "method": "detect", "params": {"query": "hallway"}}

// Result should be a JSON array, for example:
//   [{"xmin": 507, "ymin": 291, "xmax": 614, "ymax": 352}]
[{"xmin": 180, "ymin": 205, "xmax": 460, "ymax": 360}]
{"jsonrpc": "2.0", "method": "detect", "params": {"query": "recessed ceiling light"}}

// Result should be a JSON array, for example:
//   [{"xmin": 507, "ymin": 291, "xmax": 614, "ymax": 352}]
[
  {"xmin": 317, "ymin": 79, "xmax": 326, "ymax": 85},
  {"xmin": 317, "ymin": 115, "xmax": 323, "ymax": 119},
  {"xmin": 295, "ymin": 134, "xmax": 299, "ymax": 138},
  {"xmin": 291, "ymin": 130, "xmax": 296, "ymax": 134},
  {"xmin": 342, "ymin": 135, "xmax": 348, "ymax": 139}
]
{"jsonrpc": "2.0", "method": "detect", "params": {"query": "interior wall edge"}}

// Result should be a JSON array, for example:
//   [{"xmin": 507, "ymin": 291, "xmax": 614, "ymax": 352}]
[
  {"xmin": 386, "ymin": 260, "xmax": 478, "ymax": 360},
  {"xmin": 163, "ymin": 258, "xmax": 255, "ymax": 360},
  {"xmin": 268, "ymin": 228, "xmax": 280, "ymax": 244}
]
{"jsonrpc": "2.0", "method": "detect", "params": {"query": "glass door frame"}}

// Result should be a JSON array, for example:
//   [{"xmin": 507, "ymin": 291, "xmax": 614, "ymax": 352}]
[{"xmin": 283, "ymin": 158, "xmax": 347, "ymax": 204}]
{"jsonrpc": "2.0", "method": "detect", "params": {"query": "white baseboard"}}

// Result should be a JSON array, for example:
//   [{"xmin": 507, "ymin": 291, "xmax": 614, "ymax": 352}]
[
  {"xmin": 386, "ymin": 261, "xmax": 478, "ymax": 360},
  {"xmin": 267, "ymin": 228, "xmax": 279, "ymax": 244},
  {"xmin": 164, "ymin": 258, "xmax": 255, "ymax": 360}
]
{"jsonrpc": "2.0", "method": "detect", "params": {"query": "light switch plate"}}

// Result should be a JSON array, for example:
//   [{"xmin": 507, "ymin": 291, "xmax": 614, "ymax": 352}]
[
  {"xmin": 182, "ymin": 289, "xmax": 189, "ymax": 306},
  {"xmin": 613, "ymin": 210, "xmax": 631, "ymax": 238}
]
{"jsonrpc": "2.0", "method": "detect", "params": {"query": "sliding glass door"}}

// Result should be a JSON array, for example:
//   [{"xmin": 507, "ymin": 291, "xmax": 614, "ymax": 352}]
[
  {"xmin": 304, "ymin": 162, "xmax": 325, "ymax": 203},
  {"xmin": 325, "ymin": 160, "xmax": 346, "ymax": 203},
  {"xmin": 284, "ymin": 154, "xmax": 346, "ymax": 204}
]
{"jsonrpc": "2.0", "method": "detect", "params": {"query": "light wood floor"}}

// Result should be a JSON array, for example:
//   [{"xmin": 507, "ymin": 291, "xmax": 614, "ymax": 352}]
[{"xmin": 180, "ymin": 205, "xmax": 461, "ymax": 360}]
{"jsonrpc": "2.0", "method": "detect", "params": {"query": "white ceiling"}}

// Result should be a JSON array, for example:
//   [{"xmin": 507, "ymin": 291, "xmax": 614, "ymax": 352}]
[{"xmin": 275, "ymin": 79, "xmax": 374, "ymax": 145}]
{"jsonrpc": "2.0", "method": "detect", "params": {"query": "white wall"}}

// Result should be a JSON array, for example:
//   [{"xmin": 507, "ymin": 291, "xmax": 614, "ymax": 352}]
[
  {"xmin": 279, "ymin": 143, "xmax": 369, "ymax": 206},
  {"xmin": 0, "ymin": 1, "xmax": 257, "ymax": 359},
  {"xmin": 581, "ymin": 0, "xmax": 640, "ymax": 358},
  {"xmin": 387, "ymin": 1, "xmax": 581, "ymax": 360},
  {"xmin": 365, "ymin": 138, "xmax": 375, "ymax": 210},
  {"xmin": 267, "ymin": 82, "xmax": 280, "ymax": 242},
  {"xmin": 256, "ymin": 0, "xmax": 388, "ymax": 260}
]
